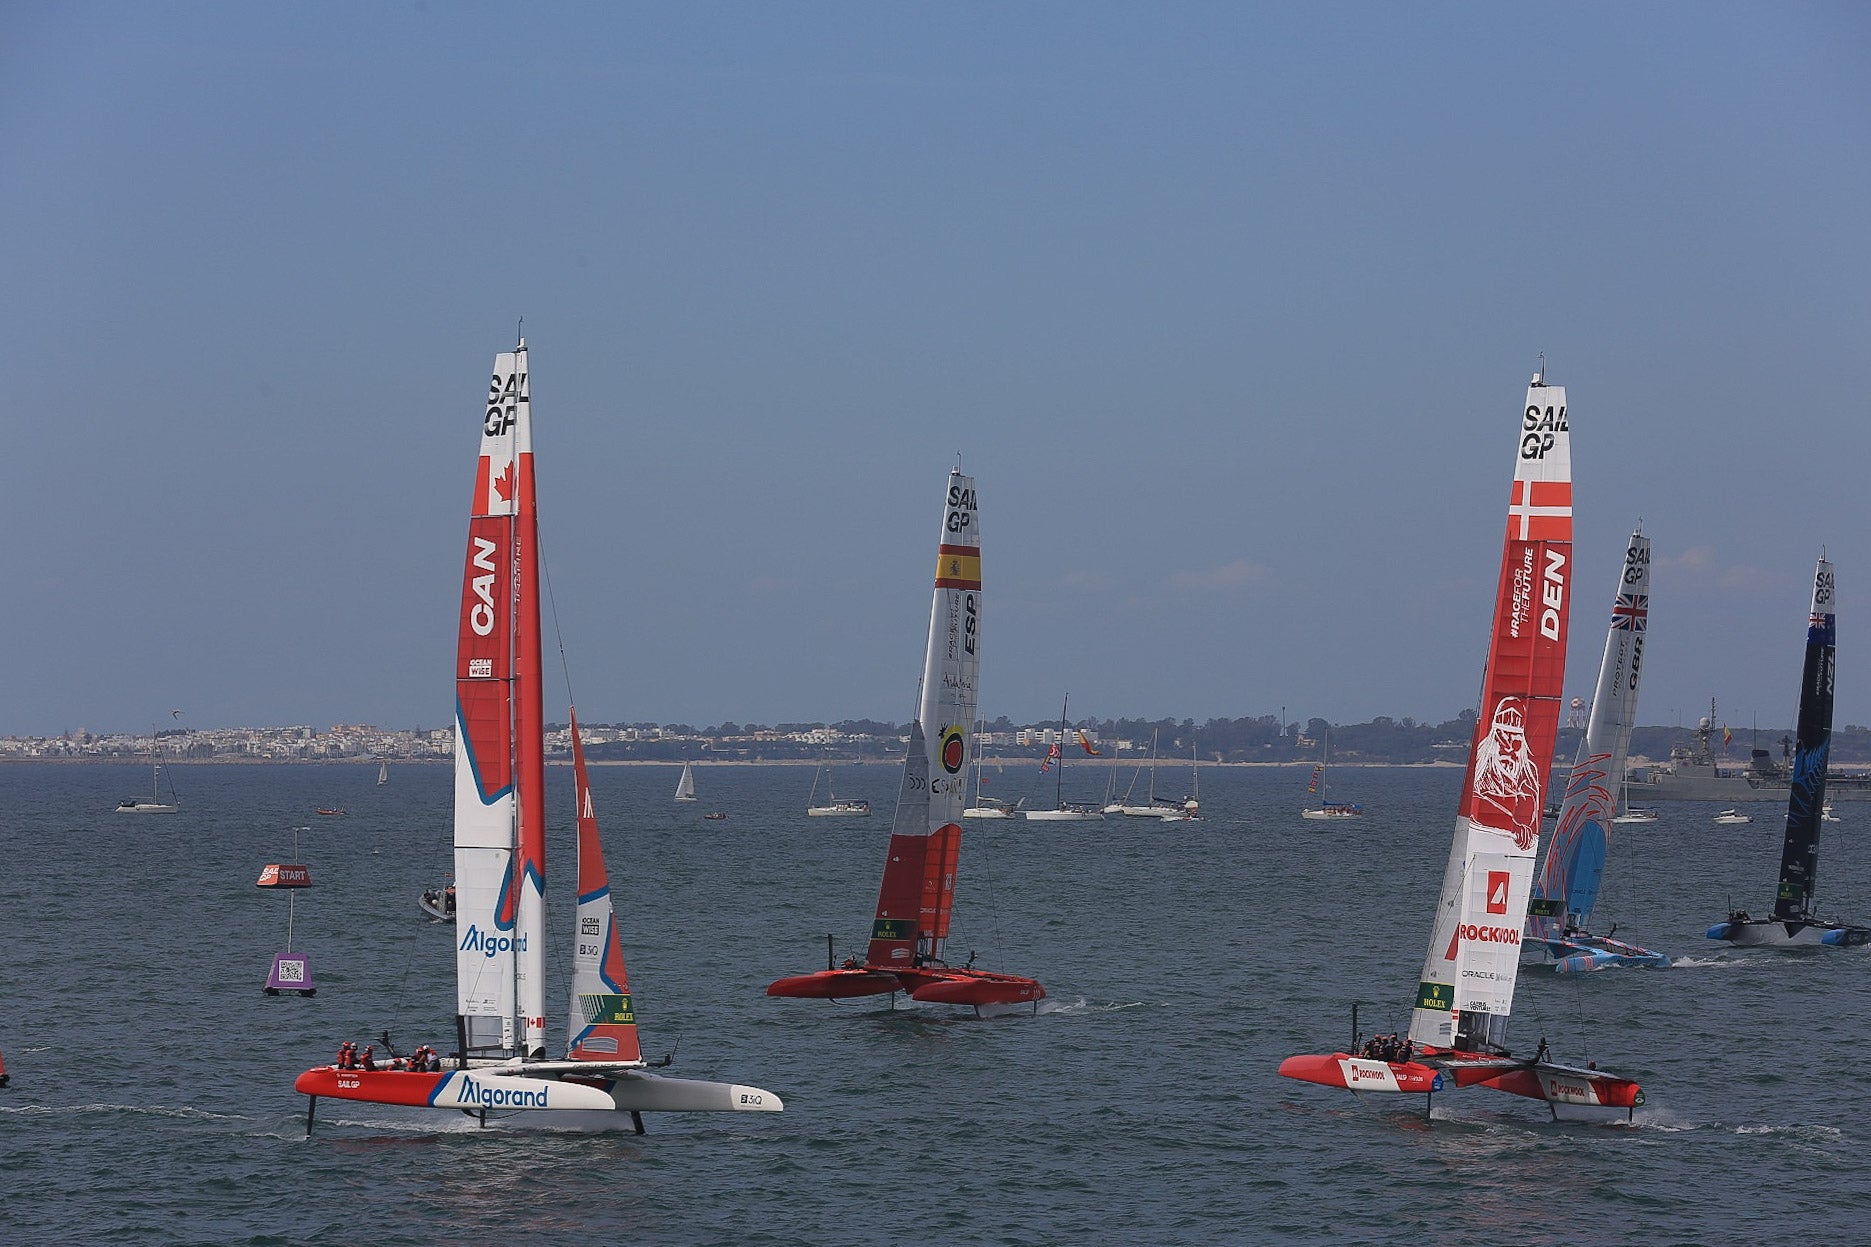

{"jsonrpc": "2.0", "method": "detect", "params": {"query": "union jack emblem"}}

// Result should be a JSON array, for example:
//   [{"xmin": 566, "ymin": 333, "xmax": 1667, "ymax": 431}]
[{"xmin": 1610, "ymin": 593, "xmax": 1648, "ymax": 631}]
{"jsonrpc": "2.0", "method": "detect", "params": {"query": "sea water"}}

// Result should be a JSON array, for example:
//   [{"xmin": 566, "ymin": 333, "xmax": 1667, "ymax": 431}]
[{"xmin": 2, "ymin": 761, "xmax": 1867, "ymax": 1245}]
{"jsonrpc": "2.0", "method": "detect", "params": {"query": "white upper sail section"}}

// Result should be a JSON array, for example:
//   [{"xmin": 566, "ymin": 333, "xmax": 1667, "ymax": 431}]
[{"xmin": 924, "ymin": 470, "xmax": 981, "ymax": 830}]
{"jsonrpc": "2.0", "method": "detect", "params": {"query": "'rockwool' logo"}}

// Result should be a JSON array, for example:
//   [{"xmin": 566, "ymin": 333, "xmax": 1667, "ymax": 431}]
[
  {"xmin": 1458, "ymin": 923, "xmax": 1521, "ymax": 946},
  {"xmin": 1485, "ymin": 870, "xmax": 1509, "ymax": 915}
]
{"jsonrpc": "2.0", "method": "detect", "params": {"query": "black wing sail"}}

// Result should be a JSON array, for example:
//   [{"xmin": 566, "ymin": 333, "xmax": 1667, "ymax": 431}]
[{"xmin": 1774, "ymin": 557, "xmax": 1836, "ymax": 921}]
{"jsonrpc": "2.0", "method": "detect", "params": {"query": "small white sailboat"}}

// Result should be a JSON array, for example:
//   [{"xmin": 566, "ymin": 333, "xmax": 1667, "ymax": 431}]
[
  {"xmin": 1156, "ymin": 740, "xmax": 1201, "ymax": 820},
  {"xmin": 1610, "ymin": 772, "xmax": 1658, "ymax": 824},
  {"xmin": 1299, "ymin": 729, "xmax": 1362, "ymax": 820},
  {"xmin": 806, "ymin": 763, "xmax": 870, "ymax": 816},
  {"xmin": 673, "ymin": 760, "xmax": 699, "ymax": 802},
  {"xmin": 1106, "ymin": 729, "xmax": 1165, "ymax": 817},
  {"xmin": 1025, "ymin": 696, "xmax": 1105, "ymax": 821},
  {"xmin": 116, "ymin": 734, "xmax": 179, "ymax": 813},
  {"xmin": 294, "ymin": 337, "xmax": 780, "ymax": 1131},
  {"xmin": 963, "ymin": 745, "xmax": 1016, "ymax": 818},
  {"xmin": 377, "ymin": 760, "xmax": 389, "ymax": 786}
]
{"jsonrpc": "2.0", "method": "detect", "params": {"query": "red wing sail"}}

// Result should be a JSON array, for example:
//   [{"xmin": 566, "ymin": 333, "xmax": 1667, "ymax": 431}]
[
  {"xmin": 566, "ymin": 709, "xmax": 641, "ymax": 1064},
  {"xmin": 867, "ymin": 721, "xmax": 936, "ymax": 968},
  {"xmin": 922, "ymin": 821, "xmax": 962, "ymax": 944}
]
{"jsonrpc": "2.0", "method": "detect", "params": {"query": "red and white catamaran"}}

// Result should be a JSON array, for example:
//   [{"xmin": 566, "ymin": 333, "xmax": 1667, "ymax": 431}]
[
  {"xmin": 1278, "ymin": 371, "xmax": 1643, "ymax": 1121},
  {"xmin": 294, "ymin": 339, "xmax": 781, "ymax": 1131},
  {"xmin": 767, "ymin": 468, "xmax": 1044, "ymax": 1012}
]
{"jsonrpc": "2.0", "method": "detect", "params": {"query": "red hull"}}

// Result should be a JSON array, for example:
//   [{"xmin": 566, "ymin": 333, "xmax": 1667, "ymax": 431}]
[
  {"xmin": 902, "ymin": 969, "xmax": 1044, "ymax": 1006},
  {"xmin": 766, "ymin": 964, "xmax": 1044, "ymax": 1006},
  {"xmin": 766, "ymin": 969, "xmax": 902, "ymax": 999},
  {"xmin": 1277, "ymin": 1052, "xmax": 1442, "ymax": 1094},
  {"xmin": 295, "ymin": 1067, "xmax": 447, "ymax": 1106}
]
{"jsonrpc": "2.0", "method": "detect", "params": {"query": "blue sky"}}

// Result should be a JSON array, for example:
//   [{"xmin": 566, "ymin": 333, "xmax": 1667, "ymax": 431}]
[{"xmin": 5, "ymin": 3, "xmax": 1868, "ymax": 736}]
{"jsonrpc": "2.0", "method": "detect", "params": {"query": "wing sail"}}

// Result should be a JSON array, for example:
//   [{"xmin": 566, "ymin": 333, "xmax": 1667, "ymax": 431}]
[
  {"xmin": 1412, "ymin": 378, "xmax": 1572, "ymax": 1053},
  {"xmin": 1531, "ymin": 530, "xmax": 1649, "ymax": 936},
  {"xmin": 566, "ymin": 709, "xmax": 643, "ymax": 1064}
]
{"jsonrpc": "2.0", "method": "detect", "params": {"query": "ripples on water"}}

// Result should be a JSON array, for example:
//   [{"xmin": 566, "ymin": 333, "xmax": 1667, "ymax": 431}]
[{"xmin": 3, "ymin": 762, "xmax": 1868, "ymax": 1244}]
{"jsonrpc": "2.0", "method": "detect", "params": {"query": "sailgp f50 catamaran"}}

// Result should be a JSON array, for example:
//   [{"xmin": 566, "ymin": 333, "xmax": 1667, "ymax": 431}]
[
  {"xmin": 293, "ymin": 339, "xmax": 781, "ymax": 1132},
  {"xmin": 1525, "ymin": 527, "xmax": 1668, "ymax": 972},
  {"xmin": 767, "ymin": 468, "xmax": 1044, "ymax": 1012},
  {"xmin": 1279, "ymin": 370, "xmax": 1643, "ymax": 1121},
  {"xmin": 1707, "ymin": 556, "xmax": 1870, "ymax": 948}
]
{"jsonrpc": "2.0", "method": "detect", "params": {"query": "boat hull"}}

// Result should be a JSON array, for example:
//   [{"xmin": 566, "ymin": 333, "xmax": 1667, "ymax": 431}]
[
  {"xmin": 1277, "ymin": 1053, "xmax": 1443, "ymax": 1094},
  {"xmin": 1024, "ymin": 809, "xmax": 1105, "ymax": 821},
  {"xmin": 1527, "ymin": 933, "xmax": 1671, "ymax": 973},
  {"xmin": 1705, "ymin": 917, "xmax": 1871, "ymax": 947},
  {"xmin": 766, "ymin": 968, "xmax": 903, "ymax": 999},
  {"xmin": 295, "ymin": 1066, "xmax": 781, "ymax": 1117},
  {"xmin": 296, "ymin": 1066, "xmax": 618, "ymax": 1112},
  {"xmin": 766, "ymin": 964, "xmax": 1044, "ymax": 1006},
  {"xmin": 901, "ymin": 968, "xmax": 1045, "ymax": 1006}
]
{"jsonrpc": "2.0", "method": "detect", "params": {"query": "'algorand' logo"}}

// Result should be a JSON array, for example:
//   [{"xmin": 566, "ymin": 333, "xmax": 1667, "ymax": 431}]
[
  {"xmin": 460, "ymin": 924, "xmax": 528, "ymax": 959},
  {"xmin": 454, "ymin": 1075, "xmax": 548, "ymax": 1109}
]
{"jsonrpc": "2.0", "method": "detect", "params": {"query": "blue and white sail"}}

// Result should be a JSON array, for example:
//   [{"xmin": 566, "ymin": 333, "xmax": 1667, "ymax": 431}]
[{"xmin": 1526, "ymin": 528, "xmax": 1667, "ymax": 972}]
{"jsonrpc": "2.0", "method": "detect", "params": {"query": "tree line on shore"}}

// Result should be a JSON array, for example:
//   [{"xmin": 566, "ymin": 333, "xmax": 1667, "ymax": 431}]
[{"xmin": 577, "ymin": 713, "xmax": 1871, "ymax": 767}]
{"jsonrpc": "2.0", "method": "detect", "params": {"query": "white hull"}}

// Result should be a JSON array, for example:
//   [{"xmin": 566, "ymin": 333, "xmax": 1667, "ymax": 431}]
[
  {"xmin": 115, "ymin": 801, "xmax": 178, "ymax": 814},
  {"xmin": 963, "ymin": 807, "xmax": 1015, "ymax": 819},
  {"xmin": 1301, "ymin": 808, "xmax": 1363, "ymax": 821},
  {"xmin": 807, "ymin": 805, "xmax": 870, "ymax": 817},
  {"xmin": 1025, "ymin": 808, "xmax": 1105, "ymax": 821}
]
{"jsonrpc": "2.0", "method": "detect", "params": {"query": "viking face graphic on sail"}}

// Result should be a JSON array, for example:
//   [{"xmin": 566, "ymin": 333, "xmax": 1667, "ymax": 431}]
[{"xmin": 1471, "ymin": 696, "xmax": 1543, "ymax": 849}]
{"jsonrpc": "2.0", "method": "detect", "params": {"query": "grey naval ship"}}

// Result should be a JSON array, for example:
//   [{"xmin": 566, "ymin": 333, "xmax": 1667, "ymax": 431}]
[{"xmin": 1631, "ymin": 699, "xmax": 1871, "ymax": 802}]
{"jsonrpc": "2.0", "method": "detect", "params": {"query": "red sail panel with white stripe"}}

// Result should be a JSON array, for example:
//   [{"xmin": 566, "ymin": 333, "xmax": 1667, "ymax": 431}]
[
  {"xmin": 566, "ymin": 708, "xmax": 642, "ymax": 1064},
  {"xmin": 1411, "ymin": 376, "xmax": 1572, "ymax": 1054}
]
